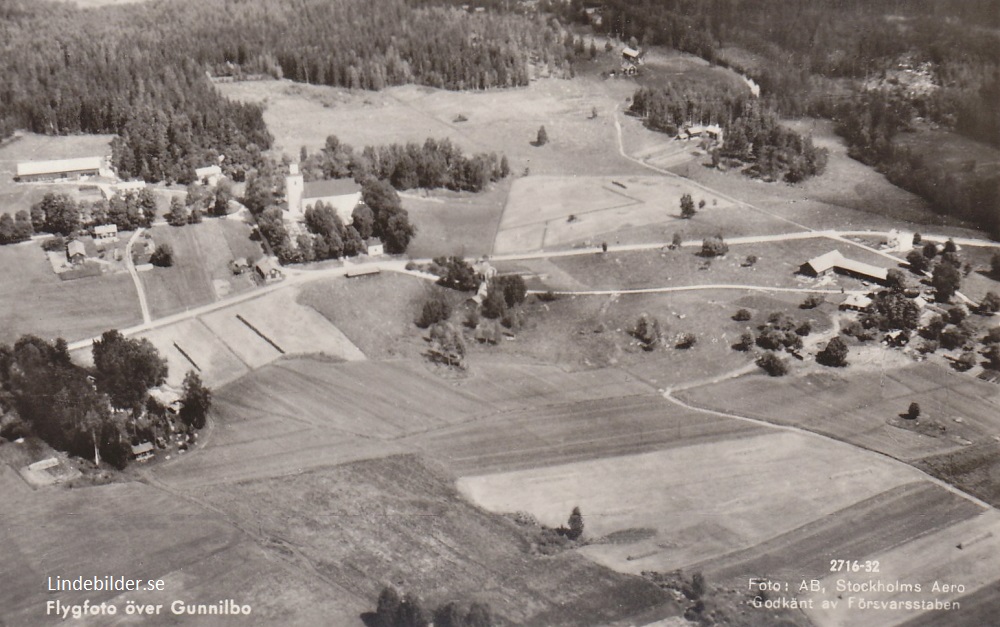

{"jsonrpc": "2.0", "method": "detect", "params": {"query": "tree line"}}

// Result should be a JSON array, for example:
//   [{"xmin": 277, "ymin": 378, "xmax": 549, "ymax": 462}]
[
  {"xmin": 0, "ymin": 0, "xmax": 578, "ymax": 183},
  {"xmin": 301, "ymin": 136, "xmax": 510, "ymax": 193},
  {"xmin": 0, "ymin": 331, "xmax": 211, "ymax": 469}
]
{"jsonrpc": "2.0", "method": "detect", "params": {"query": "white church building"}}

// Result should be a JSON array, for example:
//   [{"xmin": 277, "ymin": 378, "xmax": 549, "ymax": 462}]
[{"xmin": 286, "ymin": 164, "xmax": 363, "ymax": 223}]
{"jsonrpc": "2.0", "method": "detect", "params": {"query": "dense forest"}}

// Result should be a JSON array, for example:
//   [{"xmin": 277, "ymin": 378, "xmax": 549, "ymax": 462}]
[{"xmin": 0, "ymin": 0, "xmax": 575, "ymax": 183}]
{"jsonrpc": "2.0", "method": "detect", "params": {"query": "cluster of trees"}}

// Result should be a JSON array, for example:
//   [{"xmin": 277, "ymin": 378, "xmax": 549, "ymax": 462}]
[
  {"xmin": 372, "ymin": 587, "xmax": 494, "ymax": 627},
  {"xmin": 630, "ymin": 88, "xmax": 828, "ymax": 182},
  {"xmin": 300, "ymin": 135, "xmax": 511, "ymax": 193},
  {"xmin": 20, "ymin": 191, "xmax": 156, "ymax": 241},
  {"xmin": 0, "ymin": 0, "xmax": 581, "ymax": 182},
  {"xmin": 0, "ymin": 331, "xmax": 211, "ymax": 469},
  {"xmin": 0, "ymin": 210, "xmax": 34, "ymax": 245}
]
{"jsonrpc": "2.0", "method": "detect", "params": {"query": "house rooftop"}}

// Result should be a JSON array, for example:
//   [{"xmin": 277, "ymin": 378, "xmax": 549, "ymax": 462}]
[
  {"xmin": 67, "ymin": 240, "xmax": 86, "ymax": 256},
  {"xmin": 94, "ymin": 224, "xmax": 118, "ymax": 235},
  {"xmin": 195, "ymin": 165, "xmax": 222, "ymax": 177},
  {"xmin": 17, "ymin": 157, "xmax": 104, "ymax": 177},
  {"xmin": 304, "ymin": 178, "xmax": 362, "ymax": 199},
  {"xmin": 804, "ymin": 249, "xmax": 888, "ymax": 282},
  {"xmin": 622, "ymin": 47, "xmax": 639, "ymax": 58},
  {"xmin": 131, "ymin": 442, "xmax": 154, "ymax": 455}
]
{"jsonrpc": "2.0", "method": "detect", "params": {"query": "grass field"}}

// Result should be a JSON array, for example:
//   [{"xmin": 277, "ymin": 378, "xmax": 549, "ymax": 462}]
[
  {"xmin": 140, "ymin": 218, "xmax": 262, "ymax": 318},
  {"xmin": 691, "ymin": 481, "xmax": 983, "ymax": 586},
  {"xmin": 401, "ymin": 182, "xmax": 510, "ymax": 258},
  {"xmin": 298, "ymin": 272, "xmax": 451, "ymax": 360},
  {"xmin": 193, "ymin": 454, "xmax": 677, "ymax": 626},
  {"xmin": 677, "ymin": 362, "xmax": 1000, "ymax": 462},
  {"xmin": 543, "ymin": 236, "xmax": 898, "ymax": 291},
  {"xmin": 464, "ymin": 288, "xmax": 832, "ymax": 387},
  {"xmin": 458, "ymin": 430, "xmax": 921, "ymax": 575},
  {"xmin": 494, "ymin": 175, "xmax": 736, "ymax": 253},
  {"xmin": 0, "ymin": 242, "xmax": 142, "ymax": 346},
  {"xmin": 136, "ymin": 318, "xmax": 250, "ymax": 388}
]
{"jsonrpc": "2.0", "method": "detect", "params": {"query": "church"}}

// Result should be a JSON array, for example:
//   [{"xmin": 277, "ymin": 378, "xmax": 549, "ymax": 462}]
[{"xmin": 285, "ymin": 164, "xmax": 363, "ymax": 223}]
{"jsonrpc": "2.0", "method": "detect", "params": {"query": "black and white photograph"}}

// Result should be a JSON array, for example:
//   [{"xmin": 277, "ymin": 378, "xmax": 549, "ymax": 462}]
[{"xmin": 1, "ymin": 0, "xmax": 999, "ymax": 624}]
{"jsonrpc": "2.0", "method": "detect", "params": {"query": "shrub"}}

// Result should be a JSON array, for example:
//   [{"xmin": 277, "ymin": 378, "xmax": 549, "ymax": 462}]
[
  {"xmin": 41, "ymin": 235, "xmax": 66, "ymax": 252},
  {"xmin": 536, "ymin": 290, "xmax": 558, "ymax": 302},
  {"xmin": 675, "ymin": 333, "xmax": 697, "ymax": 349},
  {"xmin": 150, "ymin": 243, "xmax": 173, "ymax": 267},
  {"xmin": 800, "ymin": 294, "xmax": 823, "ymax": 309},
  {"xmin": 416, "ymin": 295, "xmax": 452, "ymax": 328},
  {"xmin": 631, "ymin": 313, "xmax": 662, "ymax": 351},
  {"xmin": 756, "ymin": 352, "xmax": 788, "ymax": 376},
  {"xmin": 817, "ymin": 337, "xmax": 848, "ymax": 367},
  {"xmin": 733, "ymin": 308, "xmax": 752, "ymax": 321},
  {"xmin": 907, "ymin": 402, "xmax": 920, "ymax": 419},
  {"xmin": 744, "ymin": 254, "xmax": 758, "ymax": 267},
  {"xmin": 795, "ymin": 321, "xmax": 812, "ymax": 336},
  {"xmin": 956, "ymin": 352, "xmax": 977, "ymax": 371},
  {"xmin": 733, "ymin": 331, "xmax": 755, "ymax": 351},
  {"xmin": 700, "ymin": 235, "xmax": 728, "ymax": 257}
]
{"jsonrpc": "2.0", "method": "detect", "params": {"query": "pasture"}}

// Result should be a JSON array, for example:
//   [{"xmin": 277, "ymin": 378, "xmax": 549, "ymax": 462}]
[
  {"xmin": 542, "ymin": 235, "xmax": 898, "ymax": 291},
  {"xmin": 0, "ymin": 242, "xmax": 141, "ymax": 346},
  {"xmin": 140, "ymin": 218, "xmax": 262, "ymax": 318},
  {"xmin": 193, "ymin": 454, "xmax": 677, "ymax": 626},
  {"xmin": 494, "ymin": 175, "xmax": 735, "ymax": 253},
  {"xmin": 457, "ymin": 430, "xmax": 921, "ymax": 575},
  {"xmin": 677, "ymin": 362, "xmax": 1000, "ymax": 462},
  {"xmin": 401, "ymin": 183, "xmax": 510, "ymax": 258},
  {"xmin": 917, "ymin": 441, "xmax": 1000, "ymax": 509}
]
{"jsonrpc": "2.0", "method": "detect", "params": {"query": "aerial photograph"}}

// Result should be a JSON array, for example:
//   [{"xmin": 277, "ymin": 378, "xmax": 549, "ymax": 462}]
[{"xmin": 0, "ymin": 0, "xmax": 998, "ymax": 625}]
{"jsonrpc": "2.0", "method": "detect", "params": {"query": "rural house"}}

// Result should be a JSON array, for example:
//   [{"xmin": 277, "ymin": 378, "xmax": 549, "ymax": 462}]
[
  {"xmin": 130, "ymin": 442, "xmax": 155, "ymax": 462},
  {"xmin": 93, "ymin": 224, "xmax": 119, "ymax": 246},
  {"xmin": 621, "ymin": 47, "xmax": 642, "ymax": 75},
  {"xmin": 66, "ymin": 240, "xmax": 87, "ymax": 264},
  {"xmin": 800, "ymin": 250, "xmax": 889, "ymax": 284},
  {"xmin": 194, "ymin": 165, "xmax": 223, "ymax": 186},
  {"xmin": 254, "ymin": 257, "xmax": 284, "ymax": 283},
  {"xmin": 16, "ymin": 156, "xmax": 107, "ymax": 182},
  {"xmin": 840, "ymin": 293, "xmax": 873, "ymax": 311},
  {"xmin": 366, "ymin": 238, "xmax": 384, "ymax": 256}
]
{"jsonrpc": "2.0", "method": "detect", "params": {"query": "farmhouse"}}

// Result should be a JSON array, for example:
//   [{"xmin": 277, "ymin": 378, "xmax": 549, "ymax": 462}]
[
  {"xmin": 130, "ymin": 442, "xmax": 155, "ymax": 462},
  {"xmin": 93, "ymin": 224, "xmax": 119, "ymax": 246},
  {"xmin": 840, "ymin": 293, "xmax": 873, "ymax": 311},
  {"xmin": 16, "ymin": 157, "xmax": 107, "ymax": 182},
  {"xmin": 255, "ymin": 257, "xmax": 284, "ymax": 283},
  {"xmin": 285, "ymin": 164, "xmax": 363, "ymax": 223},
  {"xmin": 98, "ymin": 180, "xmax": 145, "ymax": 200},
  {"xmin": 66, "ymin": 240, "xmax": 87, "ymax": 265},
  {"xmin": 800, "ymin": 250, "xmax": 889, "ymax": 284},
  {"xmin": 621, "ymin": 47, "xmax": 642, "ymax": 75},
  {"xmin": 195, "ymin": 165, "xmax": 223, "ymax": 186}
]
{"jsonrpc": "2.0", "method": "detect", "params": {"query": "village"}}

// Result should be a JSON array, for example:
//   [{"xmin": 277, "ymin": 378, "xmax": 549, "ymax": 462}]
[{"xmin": 1, "ymin": 3, "xmax": 1000, "ymax": 625}]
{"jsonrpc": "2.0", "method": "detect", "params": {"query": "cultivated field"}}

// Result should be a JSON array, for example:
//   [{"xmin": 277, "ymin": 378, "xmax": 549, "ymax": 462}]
[
  {"xmin": 917, "ymin": 441, "xmax": 1000, "ymax": 509},
  {"xmin": 691, "ymin": 481, "xmax": 983, "ymax": 586},
  {"xmin": 458, "ymin": 430, "xmax": 923, "ymax": 575},
  {"xmin": 192, "ymin": 454, "xmax": 678, "ymax": 626},
  {"xmin": 494, "ymin": 175, "xmax": 735, "ymax": 253},
  {"xmin": 0, "ymin": 242, "xmax": 142, "ymax": 346},
  {"xmin": 401, "ymin": 183, "xmax": 510, "ymax": 258},
  {"xmin": 677, "ymin": 362, "xmax": 1000, "ymax": 462},
  {"xmin": 404, "ymin": 393, "xmax": 766, "ymax": 476},
  {"xmin": 136, "ymin": 318, "xmax": 250, "ymax": 388},
  {"xmin": 140, "ymin": 218, "xmax": 262, "ymax": 318},
  {"xmin": 0, "ymin": 481, "xmax": 367, "ymax": 626},
  {"xmin": 802, "ymin": 509, "xmax": 1000, "ymax": 627}
]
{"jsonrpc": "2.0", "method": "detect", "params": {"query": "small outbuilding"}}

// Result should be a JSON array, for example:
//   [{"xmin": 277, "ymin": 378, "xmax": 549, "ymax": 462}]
[
  {"xmin": 195, "ymin": 165, "xmax": 223, "ymax": 186},
  {"xmin": 366, "ymin": 238, "xmax": 384, "ymax": 257},
  {"xmin": 66, "ymin": 240, "xmax": 87, "ymax": 264},
  {"xmin": 230, "ymin": 257, "xmax": 251, "ymax": 274},
  {"xmin": 94, "ymin": 224, "xmax": 119, "ymax": 246}
]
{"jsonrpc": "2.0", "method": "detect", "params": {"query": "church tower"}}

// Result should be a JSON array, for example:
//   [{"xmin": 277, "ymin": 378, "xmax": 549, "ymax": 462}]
[{"xmin": 286, "ymin": 163, "xmax": 304, "ymax": 218}]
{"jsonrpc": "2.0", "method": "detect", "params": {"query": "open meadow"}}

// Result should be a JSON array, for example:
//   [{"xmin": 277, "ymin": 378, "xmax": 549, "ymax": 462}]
[
  {"xmin": 140, "ymin": 218, "xmax": 262, "ymax": 318},
  {"xmin": 494, "ymin": 175, "xmax": 736, "ymax": 253},
  {"xmin": 0, "ymin": 241, "xmax": 141, "ymax": 346}
]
